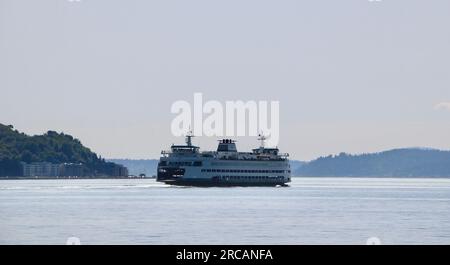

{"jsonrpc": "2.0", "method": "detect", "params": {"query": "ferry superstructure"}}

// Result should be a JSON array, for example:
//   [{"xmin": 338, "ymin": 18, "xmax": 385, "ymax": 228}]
[{"xmin": 156, "ymin": 133, "xmax": 291, "ymax": 186}]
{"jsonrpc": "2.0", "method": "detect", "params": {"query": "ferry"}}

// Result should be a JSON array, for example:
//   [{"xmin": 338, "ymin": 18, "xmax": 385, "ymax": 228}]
[{"xmin": 156, "ymin": 133, "xmax": 291, "ymax": 186}]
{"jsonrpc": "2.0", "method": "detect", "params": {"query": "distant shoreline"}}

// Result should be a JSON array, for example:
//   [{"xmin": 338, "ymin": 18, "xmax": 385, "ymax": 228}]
[{"xmin": 1, "ymin": 176, "xmax": 449, "ymax": 180}]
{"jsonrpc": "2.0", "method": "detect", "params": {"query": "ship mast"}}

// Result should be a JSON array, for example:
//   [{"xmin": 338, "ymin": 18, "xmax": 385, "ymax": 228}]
[
  {"xmin": 258, "ymin": 133, "xmax": 266, "ymax": 149},
  {"xmin": 185, "ymin": 130, "xmax": 194, "ymax": 146}
]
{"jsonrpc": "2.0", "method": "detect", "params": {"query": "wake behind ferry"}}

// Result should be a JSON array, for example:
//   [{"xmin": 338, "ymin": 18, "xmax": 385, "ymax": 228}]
[{"xmin": 157, "ymin": 133, "xmax": 291, "ymax": 186}]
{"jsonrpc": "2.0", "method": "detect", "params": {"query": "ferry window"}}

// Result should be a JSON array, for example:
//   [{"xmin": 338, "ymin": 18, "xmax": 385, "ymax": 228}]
[{"xmin": 193, "ymin": 161, "xmax": 202, "ymax": 166}]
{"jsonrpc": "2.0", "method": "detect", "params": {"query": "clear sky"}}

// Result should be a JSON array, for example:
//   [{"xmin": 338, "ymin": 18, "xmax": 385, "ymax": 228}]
[{"xmin": 1, "ymin": 0, "xmax": 450, "ymax": 161}]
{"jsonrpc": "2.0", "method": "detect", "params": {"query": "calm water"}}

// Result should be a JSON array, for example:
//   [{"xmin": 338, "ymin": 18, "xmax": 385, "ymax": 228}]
[{"xmin": 1, "ymin": 178, "xmax": 450, "ymax": 245}]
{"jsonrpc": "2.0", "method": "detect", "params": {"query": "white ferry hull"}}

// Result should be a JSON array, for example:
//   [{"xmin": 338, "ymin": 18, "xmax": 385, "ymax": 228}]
[{"xmin": 158, "ymin": 177, "xmax": 289, "ymax": 187}]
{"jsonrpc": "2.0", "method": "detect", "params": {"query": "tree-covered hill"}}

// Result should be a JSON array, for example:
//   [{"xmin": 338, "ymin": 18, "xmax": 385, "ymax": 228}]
[
  {"xmin": 0, "ymin": 124, "xmax": 124, "ymax": 177},
  {"xmin": 295, "ymin": 148, "xmax": 450, "ymax": 177}
]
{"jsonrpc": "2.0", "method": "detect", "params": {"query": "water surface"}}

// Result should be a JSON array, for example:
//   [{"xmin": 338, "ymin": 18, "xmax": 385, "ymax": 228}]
[{"xmin": 1, "ymin": 177, "xmax": 449, "ymax": 244}]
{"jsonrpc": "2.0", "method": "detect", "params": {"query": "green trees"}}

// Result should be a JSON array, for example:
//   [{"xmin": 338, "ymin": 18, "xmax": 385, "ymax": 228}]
[{"xmin": 0, "ymin": 124, "xmax": 124, "ymax": 177}]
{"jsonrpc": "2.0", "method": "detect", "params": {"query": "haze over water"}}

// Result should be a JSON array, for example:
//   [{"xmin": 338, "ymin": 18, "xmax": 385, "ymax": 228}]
[{"xmin": 1, "ymin": 178, "xmax": 449, "ymax": 244}]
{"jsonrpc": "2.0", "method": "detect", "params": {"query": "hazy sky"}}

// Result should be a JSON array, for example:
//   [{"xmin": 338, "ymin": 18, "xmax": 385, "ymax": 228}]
[{"xmin": 1, "ymin": 0, "xmax": 450, "ymax": 160}]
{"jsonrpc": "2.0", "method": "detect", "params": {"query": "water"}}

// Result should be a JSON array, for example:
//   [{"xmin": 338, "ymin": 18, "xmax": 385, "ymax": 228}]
[{"xmin": 1, "ymin": 178, "xmax": 450, "ymax": 245}]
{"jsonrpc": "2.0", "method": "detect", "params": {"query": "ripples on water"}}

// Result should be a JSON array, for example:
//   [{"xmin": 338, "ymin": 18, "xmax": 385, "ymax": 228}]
[{"xmin": 1, "ymin": 178, "xmax": 450, "ymax": 244}]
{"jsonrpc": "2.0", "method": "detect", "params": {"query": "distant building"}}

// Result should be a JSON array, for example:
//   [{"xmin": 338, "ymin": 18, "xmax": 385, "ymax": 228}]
[
  {"xmin": 20, "ymin": 162, "xmax": 128, "ymax": 178},
  {"xmin": 60, "ymin": 163, "xmax": 85, "ymax": 177},
  {"xmin": 22, "ymin": 162, "xmax": 60, "ymax": 177},
  {"xmin": 111, "ymin": 164, "xmax": 128, "ymax": 177}
]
